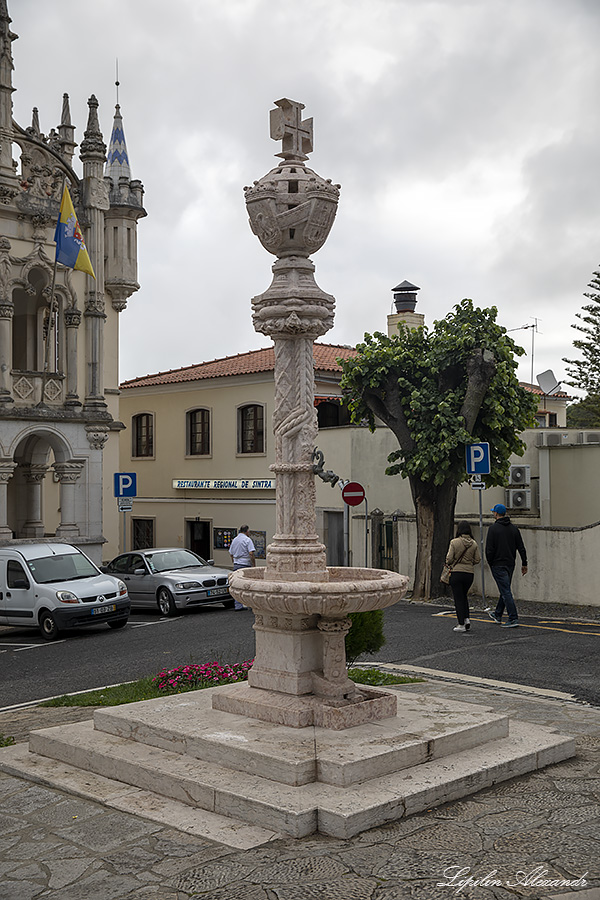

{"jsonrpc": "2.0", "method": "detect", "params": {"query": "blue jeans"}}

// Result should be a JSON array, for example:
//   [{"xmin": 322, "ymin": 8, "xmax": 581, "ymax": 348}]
[
  {"xmin": 490, "ymin": 565, "xmax": 518, "ymax": 622},
  {"xmin": 232, "ymin": 563, "xmax": 248, "ymax": 609}
]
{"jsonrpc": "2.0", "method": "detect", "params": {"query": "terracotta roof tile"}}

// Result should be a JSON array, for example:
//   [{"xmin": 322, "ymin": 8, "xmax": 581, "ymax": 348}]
[
  {"xmin": 120, "ymin": 343, "xmax": 358, "ymax": 389},
  {"xmin": 520, "ymin": 382, "xmax": 571, "ymax": 399}
]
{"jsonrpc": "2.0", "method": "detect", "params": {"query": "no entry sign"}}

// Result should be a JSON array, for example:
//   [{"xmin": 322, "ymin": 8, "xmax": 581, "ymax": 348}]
[{"xmin": 342, "ymin": 481, "xmax": 366, "ymax": 507}]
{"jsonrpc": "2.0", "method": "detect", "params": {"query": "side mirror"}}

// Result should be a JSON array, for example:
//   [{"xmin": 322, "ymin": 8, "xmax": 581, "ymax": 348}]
[
  {"xmin": 133, "ymin": 568, "xmax": 146, "ymax": 576},
  {"xmin": 206, "ymin": 559, "xmax": 215, "ymax": 566}
]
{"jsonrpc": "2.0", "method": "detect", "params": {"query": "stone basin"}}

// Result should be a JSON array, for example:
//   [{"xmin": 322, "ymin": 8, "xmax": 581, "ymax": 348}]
[{"xmin": 228, "ymin": 565, "xmax": 409, "ymax": 616}]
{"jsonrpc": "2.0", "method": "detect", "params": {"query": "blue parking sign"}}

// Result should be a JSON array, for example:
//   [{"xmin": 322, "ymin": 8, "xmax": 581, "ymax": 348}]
[
  {"xmin": 114, "ymin": 472, "xmax": 137, "ymax": 497},
  {"xmin": 466, "ymin": 443, "xmax": 490, "ymax": 475}
]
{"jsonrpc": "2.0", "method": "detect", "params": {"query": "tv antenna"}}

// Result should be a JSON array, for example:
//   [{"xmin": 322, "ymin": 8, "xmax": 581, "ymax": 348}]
[{"xmin": 507, "ymin": 318, "xmax": 541, "ymax": 386}]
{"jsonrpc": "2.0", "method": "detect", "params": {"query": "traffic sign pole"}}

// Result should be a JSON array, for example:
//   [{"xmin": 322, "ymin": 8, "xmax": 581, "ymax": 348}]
[
  {"xmin": 467, "ymin": 447, "xmax": 489, "ymax": 604},
  {"xmin": 341, "ymin": 482, "xmax": 368, "ymax": 567}
]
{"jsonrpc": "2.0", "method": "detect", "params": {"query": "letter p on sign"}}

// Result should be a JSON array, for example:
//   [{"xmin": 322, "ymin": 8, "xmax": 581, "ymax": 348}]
[
  {"xmin": 114, "ymin": 472, "xmax": 137, "ymax": 497},
  {"xmin": 466, "ymin": 443, "xmax": 490, "ymax": 476}
]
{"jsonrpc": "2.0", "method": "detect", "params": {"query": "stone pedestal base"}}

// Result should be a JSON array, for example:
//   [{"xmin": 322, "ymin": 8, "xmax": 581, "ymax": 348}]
[{"xmin": 212, "ymin": 682, "xmax": 397, "ymax": 729}]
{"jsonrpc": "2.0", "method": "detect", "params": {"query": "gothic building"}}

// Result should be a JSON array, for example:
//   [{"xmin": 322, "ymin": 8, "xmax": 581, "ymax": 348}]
[{"xmin": 0, "ymin": 1, "xmax": 145, "ymax": 560}]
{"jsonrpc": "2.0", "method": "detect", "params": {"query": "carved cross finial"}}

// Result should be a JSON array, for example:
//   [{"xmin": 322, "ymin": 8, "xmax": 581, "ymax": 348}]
[{"xmin": 270, "ymin": 98, "xmax": 313, "ymax": 162}]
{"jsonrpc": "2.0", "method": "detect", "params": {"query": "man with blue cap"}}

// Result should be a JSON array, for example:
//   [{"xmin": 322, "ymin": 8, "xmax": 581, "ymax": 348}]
[{"xmin": 485, "ymin": 503, "xmax": 528, "ymax": 627}]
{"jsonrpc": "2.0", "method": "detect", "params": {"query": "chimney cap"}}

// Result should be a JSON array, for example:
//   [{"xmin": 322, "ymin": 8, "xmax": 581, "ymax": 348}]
[{"xmin": 392, "ymin": 280, "xmax": 420, "ymax": 293}]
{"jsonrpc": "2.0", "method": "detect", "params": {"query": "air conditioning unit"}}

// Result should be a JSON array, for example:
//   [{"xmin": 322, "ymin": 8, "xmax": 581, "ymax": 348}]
[
  {"xmin": 505, "ymin": 489, "xmax": 531, "ymax": 510},
  {"xmin": 536, "ymin": 432, "xmax": 571, "ymax": 447},
  {"xmin": 508, "ymin": 464, "xmax": 530, "ymax": 486},
  {"xmin": 578, "ymin": 431, "xmax": 600, "ymax": 444}
]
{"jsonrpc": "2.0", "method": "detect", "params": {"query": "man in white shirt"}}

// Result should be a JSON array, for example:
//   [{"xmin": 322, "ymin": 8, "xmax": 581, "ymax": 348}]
[{"xmin": 228, "ymin": 525, "xmax": 255, "ymax": 610}]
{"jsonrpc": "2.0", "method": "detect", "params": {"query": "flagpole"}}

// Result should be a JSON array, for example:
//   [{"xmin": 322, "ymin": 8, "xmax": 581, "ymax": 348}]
[{"xmin": 40, "ymin": 174, "xmax": 67, "ymax": 405}]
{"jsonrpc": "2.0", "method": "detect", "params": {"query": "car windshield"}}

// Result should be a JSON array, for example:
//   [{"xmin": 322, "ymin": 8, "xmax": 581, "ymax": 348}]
[
  {"xmin": 145, "ymin": 550, "xmax": 207, "ymax": 574},
  {"xmin": 25, "ymin": 551, "xmax": 100, "ymax": 584}
]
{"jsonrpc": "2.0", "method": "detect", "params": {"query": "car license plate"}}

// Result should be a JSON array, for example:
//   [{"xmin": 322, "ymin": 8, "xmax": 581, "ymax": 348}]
[
  {"xmin": 92, "ymin": 604, "xmax": 116, "ymax": 616},
  {"xmin": 206, "ymin": 587, "xmax": 227, "ymax": 597}
]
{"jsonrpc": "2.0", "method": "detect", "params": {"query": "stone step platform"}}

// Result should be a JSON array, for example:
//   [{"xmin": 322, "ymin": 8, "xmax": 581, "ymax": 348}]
[
  {"xmin": 0, "ymin": 685, "xmax": 576, "ymax": 840},
  {"xmin": 92, "ymin": 686, "xmax": 512, "ymax": 787},
  {"xmin": 0, "ymin": 741, "xmax": 280, "ymax": 850}
]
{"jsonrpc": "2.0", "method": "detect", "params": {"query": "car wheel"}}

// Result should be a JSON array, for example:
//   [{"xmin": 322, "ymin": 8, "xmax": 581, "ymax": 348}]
[
  {"xmin": 108, "ymin": 619, "xmax": 128, "ymax": 630},
  {"xmin": 39, "ymin": 611, "xmax": 60, "ymax": 641},
  {"xmin": 157, "ymin": 587, "xmax": 178, "ymax": 617},
  {"xmin": 222, "ymin": 599, "xmax": 235, "ymax": 609}
]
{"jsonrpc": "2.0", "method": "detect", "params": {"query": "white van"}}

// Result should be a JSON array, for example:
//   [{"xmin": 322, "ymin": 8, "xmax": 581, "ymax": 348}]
[{"xmin": 0, "ymin": 543, "xmax": 130, "ymax": 640}]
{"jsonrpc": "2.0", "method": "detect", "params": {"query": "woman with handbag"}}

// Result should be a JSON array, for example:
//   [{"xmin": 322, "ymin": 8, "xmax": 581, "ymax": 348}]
[{"xmin": 445, "ymin": 521, "xmax": 481, "ymax": 633}]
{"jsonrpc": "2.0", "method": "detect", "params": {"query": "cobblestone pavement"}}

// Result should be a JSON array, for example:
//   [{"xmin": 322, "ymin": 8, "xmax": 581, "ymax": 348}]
[{"xmin": 1, "ymin": 674, "xmax": 599, "ymax": 900}]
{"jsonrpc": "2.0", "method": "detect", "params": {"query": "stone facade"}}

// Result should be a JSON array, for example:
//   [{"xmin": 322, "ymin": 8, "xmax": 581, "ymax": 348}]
[{"xmin": 0, "ymin": 1, "xmax": 145, "ymax": 560}]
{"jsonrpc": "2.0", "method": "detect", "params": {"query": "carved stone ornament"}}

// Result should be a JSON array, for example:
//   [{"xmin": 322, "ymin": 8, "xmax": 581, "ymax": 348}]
[
  {"xmin": 85, "ymin": 290, "xmax": 106, "ymax": 316},
  {"xmin": 43, "ymin": 378, "xmax": 63, "ymax": 402},
  {"xmin": 13, "ymin": 376, "xmax": 34, "ymax": 400},
  {"xmin": 52, "ymin": 459, "xmax": 85, "ymax": 484},
  {"xmin": 85, "ymin": 424, "xmax": 109, "ymax": 450},
  {"xmin": 84, "ymin": 176, "xmax": 110, "ymax": 211},
  {"xmin": 22, "ymin": 463, "xmax": 49, "ymax": 485},
  {"xmin": 0, "ymin": 183, "xmax": 19, "ymax": 204},
  {"xmin": 0, "ymin": 460, "xmax": 17, "ymax": 483},
  {"xmin": 64, "ymin": 308, "xmax": 82, "ymax": 328},
  {"xmin": 105, "ymin": 278, "xmax": 140, "ymax": 312}
]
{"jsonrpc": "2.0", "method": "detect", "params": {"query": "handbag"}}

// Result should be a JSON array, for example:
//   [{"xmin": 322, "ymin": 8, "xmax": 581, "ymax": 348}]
[{"xmin": 440, "ymin": 542, "xmax": 470, "ymax": 584}]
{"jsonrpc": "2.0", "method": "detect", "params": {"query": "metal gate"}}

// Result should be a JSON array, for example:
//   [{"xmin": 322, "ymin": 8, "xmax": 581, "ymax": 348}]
[{"xmin": 377, "ymin": 520, "xmax": 395, "ymax": 571}]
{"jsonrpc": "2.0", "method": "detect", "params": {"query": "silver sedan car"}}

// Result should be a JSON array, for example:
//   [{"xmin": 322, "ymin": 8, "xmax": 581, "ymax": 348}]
[{"xmin": 103, "ymin": 548, "xmax": 234, "ymax": 616}]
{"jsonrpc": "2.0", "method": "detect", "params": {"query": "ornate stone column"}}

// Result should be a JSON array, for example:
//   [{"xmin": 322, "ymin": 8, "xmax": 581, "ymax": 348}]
[
  {"xmin": 21, "ymin": 463, "xmax": 48, "ymax": 537},
  {"xmin": 53, "ymin": 459, "xmax": 85, "ymax": 537},
  {"xmin": 64, "ymin": 307, "xmax": 81, "ymax": 405},
  {"xmin": 0, "ymin": 236, "xmax": 13, "ymax": 404},
  {"xmin": 217, "ymin": 100, "xmax": 409, "ymax": 729},
  {"xmin": 0, "ymin": 459, "xmax": 16, "ymax": 538},
  {"xmin": 80, "ymin": 95, "xmax": 108, "ymax": 411},
  {"xmin": 245, "ymin": 100, "xmax": 338, "ymax": 582}
]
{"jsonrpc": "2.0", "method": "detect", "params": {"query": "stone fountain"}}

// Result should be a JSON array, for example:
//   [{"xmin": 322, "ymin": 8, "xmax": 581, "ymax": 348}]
[
  {"xmin": 0, "ymin": 99, "xmax": 575, "ymax": 846},
  {"xmin": 213, "ymin": 97, "xmax": 408, "ymax": 728}
]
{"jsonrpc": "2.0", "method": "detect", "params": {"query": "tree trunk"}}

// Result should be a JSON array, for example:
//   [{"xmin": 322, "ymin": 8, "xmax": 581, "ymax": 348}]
[{"xmin": 409, "ymin": 476, "xmax": 458, "ymax": 599}]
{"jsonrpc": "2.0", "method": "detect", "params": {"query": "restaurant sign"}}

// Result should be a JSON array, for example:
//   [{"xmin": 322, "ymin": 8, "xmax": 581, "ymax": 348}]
[{"xmin": 173, "ymin": 478, "xmax": 275, "ymax": 490}]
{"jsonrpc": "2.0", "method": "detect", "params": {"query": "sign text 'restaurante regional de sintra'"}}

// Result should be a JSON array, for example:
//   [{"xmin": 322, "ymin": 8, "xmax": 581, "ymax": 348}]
[{"xmin": 172, "ymin": 479, "xmax": 275, "ymax": 490}]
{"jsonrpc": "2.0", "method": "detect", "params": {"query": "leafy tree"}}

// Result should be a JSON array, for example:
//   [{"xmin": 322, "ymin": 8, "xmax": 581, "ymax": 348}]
[
  {"xmin": 563, "ymin": 269, "xmax": 600, "ymax": 395},
  {"xmin": 566, "ymin": 394, "xmax": 600, "ymax": 428},
  {"xmin": 339, "ymin": 299, "xmax": 537, "ymax": 599}
]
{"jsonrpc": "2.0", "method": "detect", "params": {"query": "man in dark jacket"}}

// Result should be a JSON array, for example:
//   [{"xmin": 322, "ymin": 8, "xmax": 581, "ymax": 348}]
[{"xmin": 485, "ymin": 503, "xmax": 527, "ymax": 628}]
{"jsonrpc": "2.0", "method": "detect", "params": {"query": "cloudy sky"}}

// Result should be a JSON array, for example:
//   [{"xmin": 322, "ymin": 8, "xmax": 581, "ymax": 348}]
[{"xmin": 12, "ymin": 0, "xmax": 600, "ymax": 391}]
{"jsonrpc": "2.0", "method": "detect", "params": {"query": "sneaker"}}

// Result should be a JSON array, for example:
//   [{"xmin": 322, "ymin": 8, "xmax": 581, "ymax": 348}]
[
  {"xmin": 453, "ymin": 624, "xmax": 467, "ymax": 632},
  {"xmin": 501, "ymin": 620, "xmax": 519, "ymax": 628},
  {"xmin": 464, "ymin": 618, "xmax": 471, "ymax": 631},
  {"xmin": 487, "ymin": 610, "xmax": 501, "ymax": 624}
]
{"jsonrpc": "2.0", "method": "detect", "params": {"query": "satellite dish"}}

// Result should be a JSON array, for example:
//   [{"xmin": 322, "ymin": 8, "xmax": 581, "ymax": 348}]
[{"xmin": 536, "ymin": 370, "xmax": 562, "ymax": 395}]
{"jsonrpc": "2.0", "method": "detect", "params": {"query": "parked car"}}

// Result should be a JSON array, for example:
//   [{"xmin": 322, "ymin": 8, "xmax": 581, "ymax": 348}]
[
  {"xmin": 102, "ymin": 547, "xmax": 234, "ymax": 616},
  {"xmin": 0, "ymin": 542, "xmax": 130, "ymax": 640}
]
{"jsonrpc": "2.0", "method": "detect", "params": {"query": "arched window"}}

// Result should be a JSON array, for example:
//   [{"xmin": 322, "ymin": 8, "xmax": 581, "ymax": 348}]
[
  {"xmin": 132, "ymin": 413, "xmax": 154, "ymax": 457},
  {"xmin": 12, "ymin": 267, "xmax": 61, "ymax": 373},
  {"xmin": 187, "ymin": 408, "xmax": 210, "ymax": 456},
  {"xmin": 238, "ymin": 404, "xmax": 264, "ymax": 454}
]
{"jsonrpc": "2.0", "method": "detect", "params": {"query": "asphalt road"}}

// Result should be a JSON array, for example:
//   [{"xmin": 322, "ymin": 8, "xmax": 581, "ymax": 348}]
[{"xmin": 0, "ymin": 600, "xmax": 599, "ymax": 708}]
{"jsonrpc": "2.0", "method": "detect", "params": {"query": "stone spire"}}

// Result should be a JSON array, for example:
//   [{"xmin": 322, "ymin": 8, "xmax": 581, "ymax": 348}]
[
  {"xmin": 30, "ymin": 106, "xmax": 40, "ymax": 136},
  {"xmin": 103, "ymin": 99, "xmax": 146, "ymax": 313},
  {"xmin": 0, "ymin": 0, "xmax": 18, "ymax": 197},
  {"xmin": 105, "ymin": 104, "xmax": 131, "ymax": 183},
  {"xmin": 57, "ymin": 93, "xmax": 76, "ymax": 165},
  {"xmin": 80, "ymin": 94, "xmax": 106, "ymax": 161}
]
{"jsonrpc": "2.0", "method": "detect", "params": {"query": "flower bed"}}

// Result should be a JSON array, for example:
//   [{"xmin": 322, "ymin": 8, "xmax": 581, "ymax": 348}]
[{"xmin": 152, "ymin": 660, "xmax": 254, "ymax": 692}]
